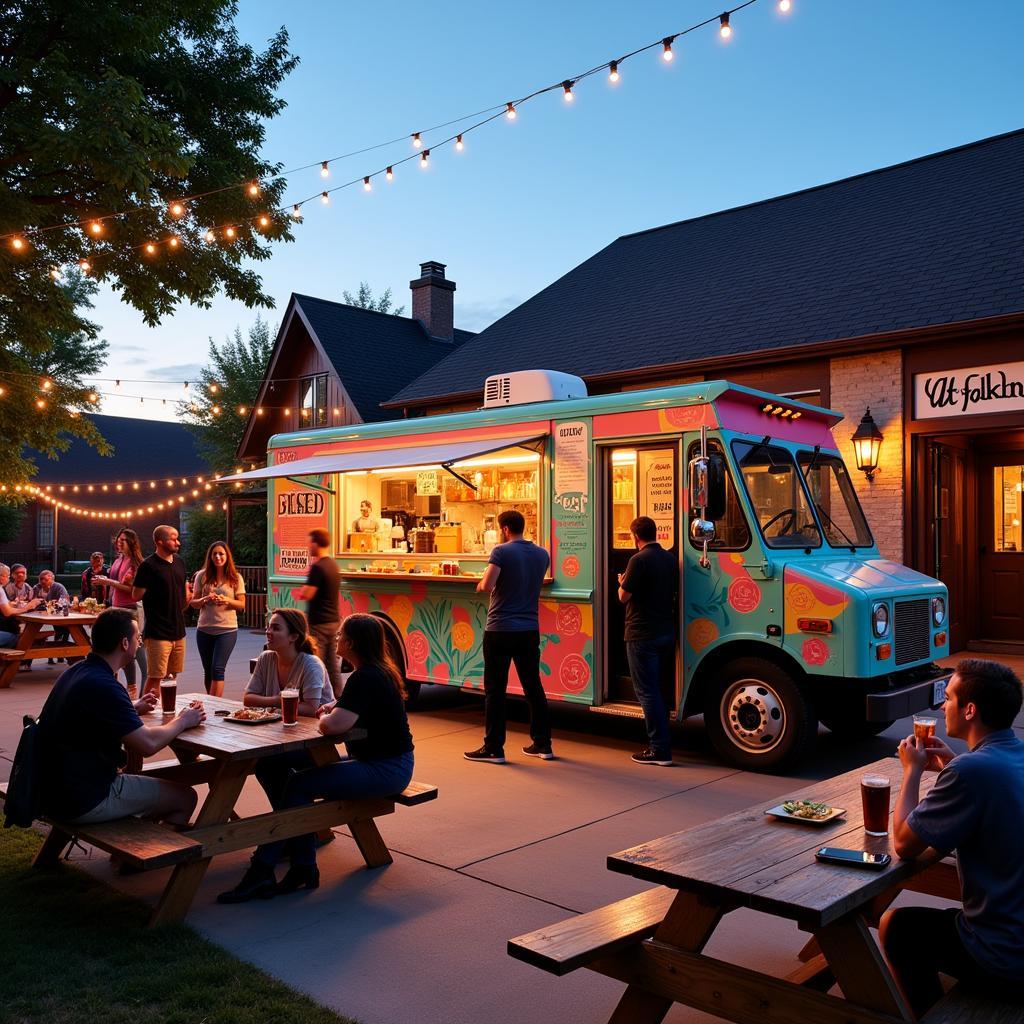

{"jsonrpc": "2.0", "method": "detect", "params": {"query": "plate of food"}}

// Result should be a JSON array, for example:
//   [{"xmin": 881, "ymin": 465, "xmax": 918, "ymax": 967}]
[
  {"xmin": 223, "ymin": 707, "xmax": 282, "ymax": 725},
  {"xmin": 764, "ymin": 800, "xmax": 846, "ymax": 825}
]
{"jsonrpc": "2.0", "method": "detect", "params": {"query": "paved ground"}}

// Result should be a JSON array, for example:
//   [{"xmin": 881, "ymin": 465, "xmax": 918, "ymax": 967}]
[{"xmin": 1, "ymin": 633, "xmax": 1021, "ymax": 1024}]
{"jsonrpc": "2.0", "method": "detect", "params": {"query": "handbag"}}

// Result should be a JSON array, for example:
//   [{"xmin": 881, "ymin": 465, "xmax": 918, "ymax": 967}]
[{"xmin": 3, "ymin": 715, "xmax": 42, "ymax": 828}]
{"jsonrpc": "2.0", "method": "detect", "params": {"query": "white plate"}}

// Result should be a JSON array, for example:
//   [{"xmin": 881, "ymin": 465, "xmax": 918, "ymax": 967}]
[{"xmin": 764, "ymin": 803, "xmax": 847, "ymax": 825}]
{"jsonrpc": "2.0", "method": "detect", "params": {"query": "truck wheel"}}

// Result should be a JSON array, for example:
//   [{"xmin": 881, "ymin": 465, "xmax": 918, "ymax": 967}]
[
  {"xmin": 703, "ymin": 657, "xmax": 817, "ymax": 771},
  {"xmin": 820, "ymin": 714, "xmax": 895, "ymax": 740},
  {"xmin": 375, "ymin": 615, "xmax": 420, "ymax": 709}
]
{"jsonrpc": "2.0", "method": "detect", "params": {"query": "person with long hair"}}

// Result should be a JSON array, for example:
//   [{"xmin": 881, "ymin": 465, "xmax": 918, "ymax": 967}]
[
  {"xmin": 190, "ymin": 540, "xmax": 245, "ymax": 697},
  {"xmin": 218, "ymin": 613, "xmax": 414, "ymax": 904},
  {"xmin": 92, "ymin": 528, "xmax": 148, "ymax": 697}
]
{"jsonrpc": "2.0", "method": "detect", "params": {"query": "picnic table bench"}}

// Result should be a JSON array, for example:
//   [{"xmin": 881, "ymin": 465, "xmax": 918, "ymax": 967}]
[
  {"xmin": 4, "ymin": 694, "xmax": 436, "ymax": 926},
  {"xmin": 0, "ymin": 610, "xmax": 99, "ymax": 688},
  {"xmin": 509, "ymin": 756, "xmax": 1021, "ymax": 1024}
]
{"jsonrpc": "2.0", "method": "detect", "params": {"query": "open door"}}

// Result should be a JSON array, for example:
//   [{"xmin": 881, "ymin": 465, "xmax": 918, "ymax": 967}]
[
  {"xmin": 978, "ymin": 453, "xmax": 1024, "ymax": 642},
  {"xmin": 603, "ymin": 444, "xmax": 680, "ymax": 707}
]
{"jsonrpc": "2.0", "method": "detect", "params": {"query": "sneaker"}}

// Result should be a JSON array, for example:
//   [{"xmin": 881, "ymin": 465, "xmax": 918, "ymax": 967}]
[
  {"xmin": 631, "ymin": 749, "xmax": 674, "ymax": 767},
  {"xmin": 522, "ymin": 742, "xmax": 555, "ymax": 760},
  {"xmin": 464, "ymin": 746, "xmax": 506, "ymax": 764}
]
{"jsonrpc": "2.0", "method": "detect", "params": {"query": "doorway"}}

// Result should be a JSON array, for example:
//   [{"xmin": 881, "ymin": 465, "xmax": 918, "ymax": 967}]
[
  {"xmin": 978, "ymin": 453, "xmax": 1024, "ymax": 641},
  {"xmin": 925, "ymin": 440, "xmax": 970, "ymax": 653},
  {"xmin": 603, "ymin": 443, "xmax": 679, "ymax": 705}
]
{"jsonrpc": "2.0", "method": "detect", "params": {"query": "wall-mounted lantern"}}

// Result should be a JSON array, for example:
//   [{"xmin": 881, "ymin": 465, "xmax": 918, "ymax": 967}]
[{"xmin": 851, "ymin": 407, "xmax": 883, "ymax": 481}]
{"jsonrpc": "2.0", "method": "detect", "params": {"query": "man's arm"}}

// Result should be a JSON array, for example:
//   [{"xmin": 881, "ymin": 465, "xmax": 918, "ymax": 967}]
[
  {"xmin": 295, "ymin": 584, "xmax": 317, "ymax": 601},
  {"xmin": 477, "ymin": 564, "xmax": 500, "ymax": 594},
  {"xmin": 893, "ymin": 734, "xmax": 934, "ymax": 859},
  {"xmin": 122, "ymin": 703, "xmax": 206, "ymax": 757}
]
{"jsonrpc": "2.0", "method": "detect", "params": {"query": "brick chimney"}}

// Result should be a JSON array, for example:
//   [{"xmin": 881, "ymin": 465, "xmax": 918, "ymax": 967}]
[{"xmin": 410, "ymin": 261, "xmax": 456, "ymax": 341}]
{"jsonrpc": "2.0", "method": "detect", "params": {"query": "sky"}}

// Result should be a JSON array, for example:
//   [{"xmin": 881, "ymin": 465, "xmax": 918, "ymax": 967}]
[{"xmin": 90, "ymin": 0, "xmax": 1024, "ymax": 421}]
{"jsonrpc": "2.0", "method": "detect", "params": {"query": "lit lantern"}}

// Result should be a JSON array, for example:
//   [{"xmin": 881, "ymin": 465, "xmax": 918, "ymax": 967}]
[{"xmin": 851, "ymin": 407, "xmax": 884, "ymax": 480}]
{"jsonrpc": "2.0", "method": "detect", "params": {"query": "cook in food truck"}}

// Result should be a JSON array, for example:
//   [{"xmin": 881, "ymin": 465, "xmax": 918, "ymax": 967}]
[{"xmin": 226, "ymin": 371, "xmax": 951, "ymax": 770}]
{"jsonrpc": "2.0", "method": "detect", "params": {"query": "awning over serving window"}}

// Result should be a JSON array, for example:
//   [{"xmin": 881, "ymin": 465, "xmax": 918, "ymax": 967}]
[{"xmin": 219, "ymin": 434, "xmax": 546, "ymax": 483}]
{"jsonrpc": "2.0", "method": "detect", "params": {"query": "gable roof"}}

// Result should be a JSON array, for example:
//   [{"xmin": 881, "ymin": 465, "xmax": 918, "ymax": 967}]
[
  {"xmin": 387, "ymin": 128, "xmax": 1024, "ymax": 408},
  {"xmin": 292, "ymin": 294, "xmax": 474, "ymax": 421},
  {"xmin": 29, "ymin": 415, "xmax": 208, "ymax": 483}
]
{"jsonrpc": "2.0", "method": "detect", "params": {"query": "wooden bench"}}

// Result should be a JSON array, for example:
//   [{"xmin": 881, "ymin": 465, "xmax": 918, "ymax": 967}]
[
  {"xmin": 509, "ymin": 887, "xmax": 677, "ymax": 976},
  {"xmin": 922, "ymin": 986, "xmax": 1024, "ymax": 1023}
]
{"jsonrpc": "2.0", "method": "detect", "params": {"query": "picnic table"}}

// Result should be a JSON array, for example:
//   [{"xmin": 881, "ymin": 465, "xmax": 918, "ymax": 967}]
[
  {"xmin": 29, "ymin": 694, "xmax": 436, "ymax": 927},
  {"xmin": 0, "ymin": 610, "xmax": 99, "ymax": 688},
  {"xmin": 511, "ymin": 756, "xmax": 960, "ymax": 1024}
]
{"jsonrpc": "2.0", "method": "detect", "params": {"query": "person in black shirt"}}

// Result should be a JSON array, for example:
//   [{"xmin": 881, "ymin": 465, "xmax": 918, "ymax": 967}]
[
  {"xmin": 36, "ymin": 608, "xmax": 205, "ymax": 825},
  {"xmin": 81, "ymin": 551, "xmax": 109, "ymax": 600},
  {"xmin": 618, "ymin": 516, "xmax": 679, "ymax": 766},
  {"xmin": 296, "ymin": 527, "xmax": 342, "ymax": 700},
  {"xmin": 218, "ymin": 613, "xmax": 413, "ymax": 904}
]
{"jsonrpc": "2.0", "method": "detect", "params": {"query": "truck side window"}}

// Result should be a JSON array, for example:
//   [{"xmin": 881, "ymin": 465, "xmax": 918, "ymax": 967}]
[{"xmin": 687, "ymin": 440, "xmax": 751, "ymax": 551}]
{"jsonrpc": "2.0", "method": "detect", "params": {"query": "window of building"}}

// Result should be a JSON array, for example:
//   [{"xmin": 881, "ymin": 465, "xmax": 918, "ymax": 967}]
[
  {"xmin": 37, "ymin": 508, "xmax": 54, "ymax": 548},
  {"xmin": 300, "ymin": 374, "xmax": 328, "ymax": 427},
  {"xmin": 994, "ymin": 464, "xmax": 1024, "ymax": 553}
]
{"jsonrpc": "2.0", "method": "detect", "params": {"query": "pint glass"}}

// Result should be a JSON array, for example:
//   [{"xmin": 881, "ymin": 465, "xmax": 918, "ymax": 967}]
[
  {"xmin": 160, "ymin": 680, "xmax": 177, "ymax": 715},
  {"xmin": 281, "ymin": 688, "xmax": 300, "ymax": 726},
  {"xmin": 913, "ymin": 716, "xmax": 937, "ymax": 740},
  {"xmin": 861, "ymin": 774, "xmax": 891, "ymax": 836}
]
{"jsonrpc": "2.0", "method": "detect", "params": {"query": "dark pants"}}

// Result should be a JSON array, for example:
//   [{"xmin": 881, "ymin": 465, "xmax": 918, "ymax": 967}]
[
  {"xmin": 310, "ymin": 621, "xmax": 342, "ymax": 699},
  {"xmin": 196, "ymin": 628, "xmax": 238, "ymax": 688},
  {"xmin": 483, "ymin": 629, "xmax": 551, "ymax": 754},
  {"xmin": 254, "ymin": 749, "xmax": 316, "ymax": 809},
  {"xmin": 882, "ymin": 907, "xmax": 1019, "ymax": 1016},
  {"xmin": 626, "ymin": 633, "xmax": 675, "ymax": 758}
]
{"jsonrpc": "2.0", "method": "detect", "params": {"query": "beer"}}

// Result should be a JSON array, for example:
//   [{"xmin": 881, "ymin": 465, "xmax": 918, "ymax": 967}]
[
  {"xmin": 281, "ymin": 687, "xmax": 299, "ymax": 726},
  {"xmin": 913, "ymin": 716, "xmax": 937, "ymax": 740},
  {"xmin": 861, "ymin": 774, "xmax": 891, "ymax": 836},
  {"xmin": 160, "ymin": 680, "xmax": 177, "ymax": 715}
]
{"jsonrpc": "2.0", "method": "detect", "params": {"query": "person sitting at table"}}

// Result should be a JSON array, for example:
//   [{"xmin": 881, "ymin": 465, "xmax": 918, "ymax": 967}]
[
  {"xmin": 4, "ymin": 563, "xmax": 33, "ymax": 603},
  {"xmin": 32, "ymin": 569, "xmax": 73, "ymax": 663},
  {"xmin": 81, "ymin": 551, "xmax": 109, "ymax": 601},
  {"xmin": 36, "ymin": 608, "xmax": 206, "ymax": 827},
  {"xmin": 0, "ymin": 566, "xmax": 21, "ymax": 647},
  {"xmin": 880, "ymin": 658, "xmax": 1024, "ymax": 1016},
  {"xmin": 218, "ymin": 613, "xmax": 414, "ymax": 904}
]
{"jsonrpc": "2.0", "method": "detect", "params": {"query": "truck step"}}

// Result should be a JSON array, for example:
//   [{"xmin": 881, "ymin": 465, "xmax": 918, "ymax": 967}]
[{"xmin": 589, "ymin": 702, "xmax": 646, "ymax": 719}]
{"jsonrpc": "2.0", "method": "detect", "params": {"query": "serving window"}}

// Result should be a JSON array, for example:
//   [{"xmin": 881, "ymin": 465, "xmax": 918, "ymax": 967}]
[{"xmin": 335, "ymin": 443, "xmax": 543, "ymax": 557}]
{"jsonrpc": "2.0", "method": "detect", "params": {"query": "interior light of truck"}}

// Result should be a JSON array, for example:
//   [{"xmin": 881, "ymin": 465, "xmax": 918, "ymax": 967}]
[
  {"xmin": 934, "ymin": 632, "xmax": 947, "ymax": 648},
  {"xmin": 876, "ymin": 643, "xmax": 892, "ymax": 660},
  {"xmin": 797, "ymin": 618, "xmax": 833, "ymax": 634},
  {"xmin": 871, "ymin": 602, "xmax": 890, "ymax": 638},
  {"xmin": 931, "ymin": 596, "xmax": 946, "ymax": 626}
]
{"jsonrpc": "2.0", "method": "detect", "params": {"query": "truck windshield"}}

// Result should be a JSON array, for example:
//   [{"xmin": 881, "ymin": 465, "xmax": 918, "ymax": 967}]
[
  {"xmin": 731, "ymin": 440, "xmax": 821, "ymax": 549},
  {"xmin": 797, "ymin": 451, "xmax": 873, "ymax": 548}
]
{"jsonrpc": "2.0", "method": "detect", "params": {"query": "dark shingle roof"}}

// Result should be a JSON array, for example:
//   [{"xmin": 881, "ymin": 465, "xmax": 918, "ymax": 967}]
[
  {"xmin": 389, "ymin": 129, "xmax": 1024, "ymax": 406},
  {"xmin": 292, "ymin": 295, "xmax": 473, "ymax": 421},
  {"xmin": 29, "ymin": 415, "xmax": 208, "ymax": 482}
]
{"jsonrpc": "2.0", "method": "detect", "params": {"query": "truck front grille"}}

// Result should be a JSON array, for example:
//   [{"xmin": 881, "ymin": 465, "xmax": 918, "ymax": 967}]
[{"xmin": 894, "ymin": 599, "xmax": 930, "ymax": 666}]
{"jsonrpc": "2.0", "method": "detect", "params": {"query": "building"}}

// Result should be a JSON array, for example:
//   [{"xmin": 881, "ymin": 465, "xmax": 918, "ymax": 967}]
[
  {"xmin": 385, "ymin": 130, "xmax": 1024, "ymax": 653},
  {"xmin": 4, "ymin": 414, "xmax": 209, "ymax": 571}
]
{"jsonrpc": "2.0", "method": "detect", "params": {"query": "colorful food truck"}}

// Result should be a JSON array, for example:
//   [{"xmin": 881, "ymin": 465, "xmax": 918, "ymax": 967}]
[{"xmin": 227, "ymin": 373, "xmax": 950, "ymax": 769}]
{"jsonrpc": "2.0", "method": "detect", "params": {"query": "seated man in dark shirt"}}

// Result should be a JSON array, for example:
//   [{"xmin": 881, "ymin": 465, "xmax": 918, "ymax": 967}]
[
  {"xmin": 37, "ymin": 607, "xmax": 206, "ymax": 827},
  {"xmin": 880, "ymin": 658, "xmax": 1024, "ymax": 1015}
]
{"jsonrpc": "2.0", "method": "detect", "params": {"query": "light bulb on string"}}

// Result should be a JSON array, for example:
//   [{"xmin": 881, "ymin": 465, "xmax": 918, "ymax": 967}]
[
  {"xmin": 169, "ymin": 236, "xmax": 179, "ymax": 248},
  {"xmin": 114, "ymin": 379, "xmax": 121, "ymax": 390},
  {"xmin": 506, "ymin": 102, "xmax": 517, "ymax": 120},
  {"xmin": 224, "ymin": 226, "xmax": 236, "ymax": 239},
  {"xmin": 258, "ymin": 215, "xmax": 270, "ymax": 229},
  {"xmin": 11, "ymin": 237, "xmax": 26, "ymax": 252},
  {"xmin": 386, "ymin": 166, "xmax": 394, "ymax": 181},
  {"xmin": 609, "ymin": 60, "xmax": 619, "ymax": 83},
  {"xmin": 87, "ymin": 392, "xmax": 98, "ymax": 403},
  {"xmin": 363, "ymin": 176, "xmax": 372, "ymax": 192},
  {"xmin": 144, "ymin": 242, "xmax": 156, "ymax": 256},
  {"xmin": 209, "ymin": 383, "xmax": 218, "ymax": 393},
  {"xmin": 238, "ymin": 406, "xmax": 247, "ymax": 416},
  {"xmin": 205, "ymin": 230, "xmax": 215, "ymax": 244},
  {"xmin": 88, "ymin": 220, "xmax": 103, "ymax": 236},
  {"xmin": 41, "ymin": 379, "xmax": 52, "ymax": 391},
  {"xmin": 36, "ymin": 399, "xmax": 46, "ymax": 410},
  {"xmin": 211, "ymin": 405, "xmax": 221, "ymax": 415},
  {"xmin": 247, "ymin": 181, "xmax": 260, "ymax": 197},
  {"xmin": 321, "ymin": 161, "xmax": 329, "ymax": 177},
  {"xmin": 662, "ymin": 37, "xmax": 675, "ymax": 61},
  {"xmin": 562, "ymin": 80, "xmax": 575, "ymax": 102},
  {"xmin": 455, "ymin": 135, "xmax": 464, "ymax": 151},
  {"xmin": 420, "ymin": 149, "xmax": 430, "ymax": 169},
  {"xmin": 79, "ymin": 259, "xmax": 91, "ymax": 273},
  {"xmin": 170, "ymin": 202, "xmax": 185, "ymax": 218},
  {"xmin": 321, "ymin": 191, "xmax": 329, "ymax": 204},
  {"xmin": 183, "ymin": 381, "xmax": 189, "ymax": 392},
  {"xmin": 719, "ymin": 13, "xmax": 731, "ymax": 38},
  {"xmin": 49, "ymin": 267, "xmax": 62, "ymax": 281},
  {"xmin": 292, "ymin": 204, "xmax": 302, "ymax": 219},
  {"xmin": 412, "ymin": 132, "xmax": 422, "ymax": 149},
  {"xmin": 779, "ymin": 0, "xmax": 791, "ymax": 10},
  {"xmin": 256, "ymin": 407, "xmax": 265, "ymax": 416}
]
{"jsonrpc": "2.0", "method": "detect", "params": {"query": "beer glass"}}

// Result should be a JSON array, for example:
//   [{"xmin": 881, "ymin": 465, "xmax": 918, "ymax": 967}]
[
  {"xmin": 160, "ymin": 680, "xmax": 177, "ymax": 715},
  {"xmin": 861, "ymin": 774, "xmax": 891, "ymax": 836},
  {"xmin": 913, "ymin": 715, "xmax": 937, "ymax": 740},
  {"xmin": 281, "ymin": 688, "xmax": 299, "ymax": 726}
]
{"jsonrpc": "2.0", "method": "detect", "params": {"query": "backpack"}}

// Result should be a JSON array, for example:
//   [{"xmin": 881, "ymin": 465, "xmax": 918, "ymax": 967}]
[{"xmin": 3, "ymin": 715, "xmax": 42, "ymax": 828}]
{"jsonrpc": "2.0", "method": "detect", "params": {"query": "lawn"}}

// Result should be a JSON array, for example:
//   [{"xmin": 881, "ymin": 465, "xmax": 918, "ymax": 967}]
[{"xmin": 0, "ymin": 828, "xmax": 357, "ymax": 1024}]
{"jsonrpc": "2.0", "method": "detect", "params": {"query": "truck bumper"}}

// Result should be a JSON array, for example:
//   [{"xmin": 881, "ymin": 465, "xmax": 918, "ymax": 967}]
[{"xmin": 865, "ymin": 668, "xmax": 951, "ymax": 721}]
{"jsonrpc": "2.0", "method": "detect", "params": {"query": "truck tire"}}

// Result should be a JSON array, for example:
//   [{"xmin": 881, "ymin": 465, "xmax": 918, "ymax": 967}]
[
  {"xmin": 375, "ymin": 615, "xmax": 421, "ymax": 709},
  {"xmin": 703, "ymin": 657, "xmax": 818, "ymax": 771}
]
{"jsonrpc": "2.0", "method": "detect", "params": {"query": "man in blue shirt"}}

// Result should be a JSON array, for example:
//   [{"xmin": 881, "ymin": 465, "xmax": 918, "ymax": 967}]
[
  {"xmin": 880, "ymin": 658, "xmax": 1024, "ymax": 1015},
  {"xmin": 37, "ymin": 608, "xmax": 206, "ymax": 826},
  {"xmin": 465, "ymin": 510, "xmax": 552, "ymax": 764}
]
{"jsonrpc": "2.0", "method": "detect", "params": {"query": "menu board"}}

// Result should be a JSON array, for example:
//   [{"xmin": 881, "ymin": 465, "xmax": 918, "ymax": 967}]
[
  {"xmin": 553, "ymin": 420, "xmax": 593, "ymax": 584},
  {"xmin": 639, "ymin": 449, "xmax": 675, "ymax": 546},
  {"xmin": 272, "ymin": 476, "xmax": 329, "ymax": 576}
]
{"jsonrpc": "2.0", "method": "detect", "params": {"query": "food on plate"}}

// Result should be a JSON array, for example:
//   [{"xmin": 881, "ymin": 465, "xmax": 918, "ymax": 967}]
[
  {"xmin": 228, "ymin": 707, "xmax": 279, "ymax": 722},
  {"xmin": 781, "ymin": 800, "xmax": 834, "ymax": 820}
]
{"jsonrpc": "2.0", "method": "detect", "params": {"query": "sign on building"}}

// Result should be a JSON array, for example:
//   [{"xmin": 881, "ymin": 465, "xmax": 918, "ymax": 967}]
[{"xmin": 914, "ymin": 361, "xmax": 1024, "ymax": 420}]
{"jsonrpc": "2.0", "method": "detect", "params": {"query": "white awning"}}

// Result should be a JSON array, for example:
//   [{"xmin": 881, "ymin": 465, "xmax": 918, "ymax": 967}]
[{"xmin": 220, "ymin": 434, "xmax": 546, "ymax": 483}]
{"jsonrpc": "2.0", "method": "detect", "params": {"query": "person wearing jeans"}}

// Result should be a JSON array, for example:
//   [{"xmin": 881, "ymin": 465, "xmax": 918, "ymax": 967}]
[
  {"xmin": 465, "ymin": 509, "xmax": 552, "ymax": 764},
  {"xmin": 190, "ymin": 540, "xmax": 245, "ymax": 697},
  {"xmin": 618, "ymin": 516, "xmax": 679, "ymax": 766}
]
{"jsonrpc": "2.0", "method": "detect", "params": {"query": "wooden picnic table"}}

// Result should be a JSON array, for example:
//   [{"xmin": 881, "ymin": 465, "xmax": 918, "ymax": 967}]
[
  {"xmin": 511, "ymin": 756, "xmax": 956, "ymax": 1024},
  {"xmin": 0, "ymin": 610, "xmax": 99, "ymax": 688}
]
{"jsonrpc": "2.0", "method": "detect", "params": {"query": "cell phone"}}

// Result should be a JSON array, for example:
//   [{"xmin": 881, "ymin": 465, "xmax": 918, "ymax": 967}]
[{"xmin": 816, "ymin": 847, "xmax": 891, "ymax": 870}]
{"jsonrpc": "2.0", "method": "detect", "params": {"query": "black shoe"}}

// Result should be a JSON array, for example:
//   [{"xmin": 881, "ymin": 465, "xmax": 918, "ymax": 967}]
[
  {"xmin": 631, "ymin": 749, "xmax": 674, "ymax": 766},
  {"xmin": 464, "ymin": 746, "xmax": 506, "ymax": 764},
  {"xmin": 522, "ymin": 742, "xmax": 555, "ymax": 760},
  {"xmin": 216, "ymin": 861, "xmax": 277, "ymax": 904},
  {"xmin": 47, "ymin": 658, "xmax": 56, "ymax": 665},
  {"xmin": 276, "ymin": 864, "xmax": 320, "ymax": 895}
]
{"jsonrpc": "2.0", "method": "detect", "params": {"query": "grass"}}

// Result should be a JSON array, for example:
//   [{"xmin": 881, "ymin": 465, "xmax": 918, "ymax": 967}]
[{"xmin": 0, "ymin": 828, "xmax": 358, "ymax": 1024}]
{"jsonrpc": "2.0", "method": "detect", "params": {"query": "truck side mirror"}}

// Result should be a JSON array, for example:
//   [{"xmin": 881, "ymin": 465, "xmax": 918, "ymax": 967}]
[{"xmin": 689, "ymin": 455, "xmax": 727, "ymax": 522}]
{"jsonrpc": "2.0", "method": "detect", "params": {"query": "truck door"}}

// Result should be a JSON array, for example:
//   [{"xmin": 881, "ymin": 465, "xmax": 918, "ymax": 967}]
[{"xmin": 603, "ymin": 444, "xmax": 679, "ymax": 706}]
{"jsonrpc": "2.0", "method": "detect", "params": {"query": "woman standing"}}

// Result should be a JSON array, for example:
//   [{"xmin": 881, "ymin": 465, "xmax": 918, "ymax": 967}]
[
  {"xmin": 92, "ymin": 528, "xmax": 147, "ymax": 697},
  {"xmin": 218, "ymin": 613, "xmax": 414, "ymax": 903},
  {"xmin": 190, "ymin": 541, "xmax": 245, "ymax": 697}
]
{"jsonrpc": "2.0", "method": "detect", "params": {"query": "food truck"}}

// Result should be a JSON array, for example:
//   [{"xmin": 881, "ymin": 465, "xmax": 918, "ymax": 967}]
[{"xmin": 226, "ymin": 372, "xmax": 951, "ymax": 770}]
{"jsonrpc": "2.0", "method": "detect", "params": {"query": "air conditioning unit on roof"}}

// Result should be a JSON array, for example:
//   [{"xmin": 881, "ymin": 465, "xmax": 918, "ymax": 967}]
[{"xmin": 482, "ymin": 369, "xmax": 587, "ymax": 409}]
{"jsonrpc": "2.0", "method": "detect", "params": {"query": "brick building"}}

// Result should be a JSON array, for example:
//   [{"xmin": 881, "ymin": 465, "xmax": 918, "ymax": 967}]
[{"xmin": 386, "ymin": 130, "xmax": 1024, "ymax": 653}]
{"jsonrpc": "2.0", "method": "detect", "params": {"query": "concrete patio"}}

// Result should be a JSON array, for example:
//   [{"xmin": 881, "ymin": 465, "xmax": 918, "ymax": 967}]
[{"xmin": 1, "ymin": 631, "xmax": 1020, "ymax": 1024}]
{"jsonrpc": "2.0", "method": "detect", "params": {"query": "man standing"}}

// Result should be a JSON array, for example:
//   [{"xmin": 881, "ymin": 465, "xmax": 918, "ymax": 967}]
[
  {"xmin": 81, "ymin": 551, "xmax": 109, "ymax": 600},
  {"xmin": 880, "ymin": 659, "xmax": 1024, "ymax": 1015},
  {"xmin": 466, "ymin": 510, "xmax": 552, "ymax": 764},
  {"xmin": 37, "ymin": 608, "xmax": 204, "ymax": 827},
  {"xmin": 132, "ymin": 525, "xmax": 190, "ymax": 698},
  {"xmin": 618, "ymin": 516, "xmax": 678, "ymax": 766},
  {"xmin": 296, "ymin": 528, "xmax": 342, "ymax": 699}
]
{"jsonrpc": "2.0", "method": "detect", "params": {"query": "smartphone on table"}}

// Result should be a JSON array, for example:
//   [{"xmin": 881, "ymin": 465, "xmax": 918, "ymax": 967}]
[{"xmin": 815, "ymin": 847, "xmax": 892, "ymax": 870}]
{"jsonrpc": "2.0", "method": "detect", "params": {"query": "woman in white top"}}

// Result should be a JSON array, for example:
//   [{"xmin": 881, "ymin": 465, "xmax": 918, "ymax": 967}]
[{"xmin": 189, "ymin": 541, "xmax": 245, "ymax": 697}]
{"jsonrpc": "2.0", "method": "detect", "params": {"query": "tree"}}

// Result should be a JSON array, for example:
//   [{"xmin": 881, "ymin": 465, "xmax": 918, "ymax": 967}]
[
  {"xmin": 0, "ymin": 502, "xmax": 25, "ymax": 544},
  {"xmin": 181, "ymin": 503, "xmax": 264, "ymax": 571},
  {"xmin": 178, "ymin": 316, "xmax": 275, "ymax": 473},
  {"xmin": 0, "ymin": 1, "xmax": 298, "ymax": 466},
  {"xmin": 343, "ymin": 282, "xmax": 405, "ymax": 316}
]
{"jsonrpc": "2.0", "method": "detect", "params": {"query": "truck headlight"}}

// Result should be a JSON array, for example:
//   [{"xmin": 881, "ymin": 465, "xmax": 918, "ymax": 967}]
[
  {"xmin": 872, "ymin": 602, "xmax": 890, "ymax": 639},
  {"xmin": 932, "ymin": 596, "xmax": 946, "ymax": 627}
]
